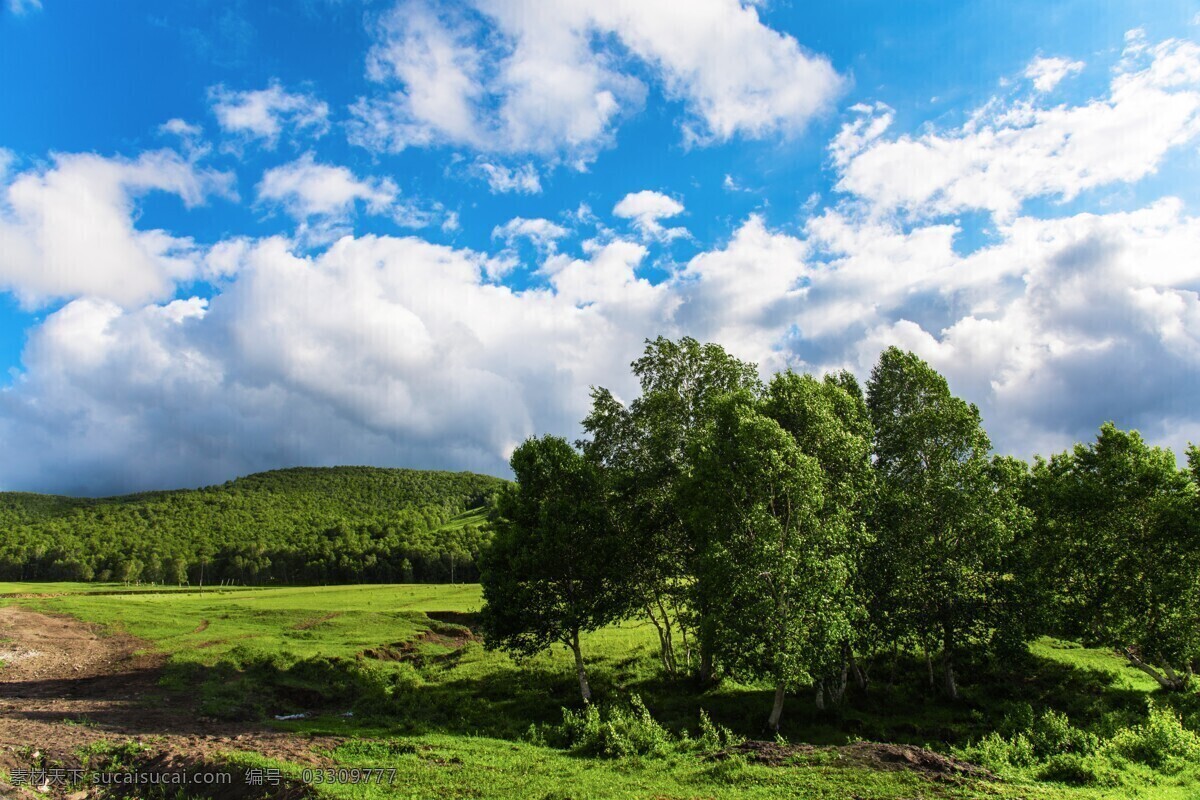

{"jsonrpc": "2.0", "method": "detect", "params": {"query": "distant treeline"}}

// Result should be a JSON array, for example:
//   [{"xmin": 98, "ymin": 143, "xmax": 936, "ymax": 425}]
[{"xmin": 0, "ymin": 467, "xmax": 506, "ymax": 585}]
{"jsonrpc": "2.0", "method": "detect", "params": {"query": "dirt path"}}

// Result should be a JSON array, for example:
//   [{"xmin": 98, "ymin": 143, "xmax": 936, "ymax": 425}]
[{"xmin": 0, "ymin": 605, "xmax": 341, "ymax": 795}]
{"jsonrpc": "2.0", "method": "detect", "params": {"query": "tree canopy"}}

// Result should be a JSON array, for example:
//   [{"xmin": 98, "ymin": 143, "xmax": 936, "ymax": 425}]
[{"xmin": 0, "ymin": 466, "xmax": 504, "ymax": 585}]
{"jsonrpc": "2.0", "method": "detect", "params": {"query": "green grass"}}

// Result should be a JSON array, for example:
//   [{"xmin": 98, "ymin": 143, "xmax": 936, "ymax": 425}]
[
  {"xmin": 3, "ymin": 582, "xmax": 1197, "ymax": 799},
  {"xmin": 1030, "ymin": 638, "xmax": 1163, "ymax": 693},
  {"xmin": 0, "ymin": 581, "xmax": 266, "ymax": 595}
]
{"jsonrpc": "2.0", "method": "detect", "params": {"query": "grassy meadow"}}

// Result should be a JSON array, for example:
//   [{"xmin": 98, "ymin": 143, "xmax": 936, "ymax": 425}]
[{"xmin": 3, "ymin": 583, "xmax": 1198, "ymax": 799}]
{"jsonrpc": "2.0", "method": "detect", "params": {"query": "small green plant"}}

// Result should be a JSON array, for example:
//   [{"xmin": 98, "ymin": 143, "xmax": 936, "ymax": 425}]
[
  {"xmin": 77, "ymin": 740, "xmax": 149, "ymax": 771},
  {"xmin": 556, "ymin": 695, "xmax": 675, "ymax": 758},
  {"xmin": 696, "ymin": 709, "xmax": 743, "ymax": 752},
  {"xmin": 1028, "ymin": 710, "xmax": 1099, "ymax": 759},
  {"xmin": 1107, "ymin": 702, "xmax": 1200, "ymax": 772},
  {"xmin": 1037, "ymin": 753, "xmax": 1122, "ymax": 787},
  {"xmin": 333, "ymin": 738, "xmax": 418, "ymax": 761},
  {"xmin": 705, "ymin": 752, "xmax": 751, "ymax": 785}
]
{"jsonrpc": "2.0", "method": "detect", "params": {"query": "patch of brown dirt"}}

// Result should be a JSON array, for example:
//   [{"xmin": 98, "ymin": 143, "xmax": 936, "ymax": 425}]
[
  {"xmin": 193, "ymin": 620, "xmax": 210, "ymax": 634},
  {"xmin": 0, "ymin": 605, "xmax": 345, "ymax": 797},
  {"xmin": 290, "ymin": 613, "xmax": 342, "ymax": 631},
  {"xmin": 720, "ymin": 739, "xmax": 993, "ymax": 781},
  {"xmin": 423, "ymin": 611, "xmax": 480, "ymax": 633},
  {"xmin": 358, "ymin": 618, "xmax": 478, "ymax": 665}
]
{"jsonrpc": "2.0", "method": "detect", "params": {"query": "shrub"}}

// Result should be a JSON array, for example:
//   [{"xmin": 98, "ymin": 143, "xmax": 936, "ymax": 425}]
[
  {"xmin": 1037, "ymin": 753, "xmax": 1122, "ymax": 787},
  {"xmin": 557, "ymin": 695, "xmax": 676, "ymax": 759},
  {"xmin": 1028, "ymin": 710, "xmax": 1099, "ymax": 759},
  {"xmin": 1107, "ymin": 703, "xmax": 1200, "ymax": 772},
  {"xmin": 696, "ymin": 709, "xmax": 744, "ymax": 752},
  {"xmin": 961, "ymin": 731, "xmax": 1036, "ymax": 771}
]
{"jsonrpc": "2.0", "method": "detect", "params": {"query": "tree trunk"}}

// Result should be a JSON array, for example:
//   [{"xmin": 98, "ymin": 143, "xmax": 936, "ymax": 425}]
[
  {"xmin": 925, "ymin": 647, "xmax": 935, "ymax": 690},
  {"xmin": 699, "ymin": 638, "xmax": 714, "ymax": 684},
  {"xmin": 943, "ymin": 628, "xmax": 958, "ymax": 700},
  {"xmin": 652, "ymin": 597, "xmax": 678, "ymax": 676},
  {"xmin": 571, "ymin": 629, "xmax": 592, "ymax": 704},
  {"xmin": 768, "ymin": 681, "xmax": 786, "ymax": 730},
  {"xmin": 849, "ymin": 648, "xmax": 868, "ymax": 692},
  {"xmin": 1123, "ymin": 648, "xmax": 1187, "ymax": 691},
  {"xmin": 645, "ymin": 605, "xmax": 671, "ymax": 674},
  {"xmin": 814, "ymin": 678, "xmax": 826, "ymax": 711}
]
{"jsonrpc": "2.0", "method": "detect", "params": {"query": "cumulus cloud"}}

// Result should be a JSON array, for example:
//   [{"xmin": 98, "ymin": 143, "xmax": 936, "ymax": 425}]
[
  {"xmin": 5, "ymin": 28, "xmax": 1200, "ymax": 496},
  {"xmin": 492, "ymin": 217, "xmax": 569, "ymax": 252},
  {"xmin": 258, "ymin": 154, "xmax": 394, "ymax": 218},
  {"xmin": 256, "ymin": 154, "xmax": 449, "ymax": 243},
  {"xmin": 6, "ymin": 188, "xmax": 1200, "ymax": 492},
  {"xmin": 210, "ymin": 81, "xmax": 330, "ymax": 148},
  {"xmin": 471, "ymin": 162, "xmax": 542, "ymax": 194},
  {"xmin": 0, "ymin": 150, "xmax": 233, "ymax": 308},
  {"xmin": 349, "ymin": 0, "xmax": 842, "ymax": 163},
  {"xmin": 613, "ymin": 189, "xmax": 688, "ymax": 241},
  {"xmin": 0, "ymin": 234, "xmax": 674, "ymax": 494},
  {"xmin": 834, "ymin": 35, "xmax": 1200, "ymax": 219},
  {"xmin": 1024, "ymin": 55, "xmax": 1086, "ymax": 92}
]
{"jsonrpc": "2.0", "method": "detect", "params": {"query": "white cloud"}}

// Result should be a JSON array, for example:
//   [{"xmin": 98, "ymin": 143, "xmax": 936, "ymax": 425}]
[
  {"xmin": 210, "ymin": 81, "xmax": 330, "ymax": 148},
  {"xmin": 613, "ymin": 189, "xmax": 687, "ymax": 241},
  {"xmin": 0, "ymin": 234, "xmax": 674, "ymax": 493},
  {"xmin": 492, "ymin": 216, "xmax": 570, "ymax": 251},
  {"xmin": 258, "ymin": 153, "xmax": 395, "ymax": 218},
  {"xmin": 0, "ymin": 150, "xmax": 233, "ymax": 308},
  {"xmin": 6, "ymin": 0, "xmax": 41, "ymax": 15},
  {"xmin": 472, "ymin": 161, "xmax": 542, "ymax": 194},
  {"xmin": 160, "ymin": 118, "xmax": 203, "ymax": 139},
  {"xmin": 256, "ymin": 154, "xmax": 448, "ymax": 243},
  {"xmin": 349, "ymin": 0, "xmax": 842, "ymax": 162},
  {"xmin": 5, "ymin": 27, "xmax": 1200, "ymax": 495},
  {"xmin": 1024, "ymin": 55, "xmax": 1085, "ymax": 92},
  {"xmin": 6, "ymin": 190, "xmax": 1200, "ymax": 491},
  {"xmin": 835, "ymin": 35, "xmax": 1200, "ymax": 219}
]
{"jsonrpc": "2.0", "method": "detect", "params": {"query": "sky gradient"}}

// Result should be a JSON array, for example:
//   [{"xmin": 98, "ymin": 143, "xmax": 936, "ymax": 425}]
[{"xmin": 2, "ymin": 0, "xmax": 1200, "ymax": 495}]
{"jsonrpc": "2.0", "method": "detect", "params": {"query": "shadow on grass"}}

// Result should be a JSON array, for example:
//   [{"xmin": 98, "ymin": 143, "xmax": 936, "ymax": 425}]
[{"xmin": 174, "ymin": 617, "xmax": 1181, "ymax": 754}]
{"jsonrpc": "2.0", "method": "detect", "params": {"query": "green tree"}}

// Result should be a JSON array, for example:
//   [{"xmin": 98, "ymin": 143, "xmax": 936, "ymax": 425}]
[
  {"xmin": 479, "ymin": 436, "xmax": 632, "ymax": 703},
  {"xmin": 1032, "ymin": 423, "xmax": 1200, "ymax": 690},
  {"xmin": 581, "ymin": 336, "xmax": 760, "ymax": 680},
  {"xmin": 687, "ymin": 392, "xmax": 850, "ymax": 729},
  {"xmin": 866, "ymin": 347, "xmax": 1028, "ymax": 698},
  {"xmin": 763, "ymin": 370, "xmax": 876, "ymax": 705}
]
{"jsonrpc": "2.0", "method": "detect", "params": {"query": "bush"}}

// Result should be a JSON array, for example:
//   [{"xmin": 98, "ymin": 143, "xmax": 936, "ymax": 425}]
[
  {"xmin": 1107, "ymin": 703, "xmax": 1200, "ymax": 772},
  {"xmin": 961, "ymin": 731, "xmax": 1036, "ymax": 770},
  {"xmin": 1028, "ymin": 710, "xmax": 1099, "ymax": 759},
  {"xmin": 1037, "ymin": 753, "xmax": 1122, "ymax": 787},
  {"xmin": 556, "ymin": 696, "xmax": 676, "ymax": 759},
  {"xmin": 695, "ymin": 709, "xmax": 744, "ymax": 753}
]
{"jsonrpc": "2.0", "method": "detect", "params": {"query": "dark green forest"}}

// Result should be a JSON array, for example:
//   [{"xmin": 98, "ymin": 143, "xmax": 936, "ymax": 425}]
[{"xmin": 0, "ymin": 466, "xmax": 505, "ymax": 585}]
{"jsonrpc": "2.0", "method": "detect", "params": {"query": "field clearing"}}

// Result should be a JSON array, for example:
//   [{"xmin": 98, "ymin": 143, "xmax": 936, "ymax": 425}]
[{"xmin": 0, "ymin": 582, "xmax": 1195, "ymax": 799}]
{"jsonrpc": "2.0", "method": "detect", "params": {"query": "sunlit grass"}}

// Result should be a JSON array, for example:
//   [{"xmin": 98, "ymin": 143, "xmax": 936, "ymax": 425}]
[{"xmin": 3, "ymin": 582, "xmax": 1195, "ymax": 799}]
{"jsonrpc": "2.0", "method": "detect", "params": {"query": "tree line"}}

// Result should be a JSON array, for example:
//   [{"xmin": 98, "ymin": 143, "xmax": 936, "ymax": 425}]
[
  {"xmin": 480, "ymin": 337, "xmax": 1200, "ymax": 729},
  {"xmin": 0, "ymin": 466, "xmax": 504, "ymax": 585}
]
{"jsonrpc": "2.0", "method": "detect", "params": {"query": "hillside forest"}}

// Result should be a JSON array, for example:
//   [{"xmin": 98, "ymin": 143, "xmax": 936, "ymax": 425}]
[{"xmin": 0, "ymin": 467, "xmax": 504, "ymax": 585}]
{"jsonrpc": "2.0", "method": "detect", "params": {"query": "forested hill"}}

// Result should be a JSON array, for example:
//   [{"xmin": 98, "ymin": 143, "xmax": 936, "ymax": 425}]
[{"xmin": 0, "ymin": 467, "xmax": 507, "ymax": 585}]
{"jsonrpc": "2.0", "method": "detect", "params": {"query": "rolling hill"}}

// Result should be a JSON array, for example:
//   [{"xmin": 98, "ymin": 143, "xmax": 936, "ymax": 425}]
[{"xmin": 0, "ymin": 467, "xmax": 507, "ymax": 585}]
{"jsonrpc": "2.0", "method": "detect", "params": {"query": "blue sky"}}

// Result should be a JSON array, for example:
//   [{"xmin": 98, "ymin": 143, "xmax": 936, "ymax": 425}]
[{"xmin": 2, "ymin": 0, "xmax": 1200, "ymax": 494}]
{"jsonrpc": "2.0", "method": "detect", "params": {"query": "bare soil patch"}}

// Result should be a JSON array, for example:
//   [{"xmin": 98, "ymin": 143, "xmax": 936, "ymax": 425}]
[
  {"xmin": 0, "ymin": 605, "xmax": 342, "ymax": 797},
  {"xmin": 290, "ymin": 613, "xmax": 342, "ymax": 631},
  {"xmin": 359, "ymin": 615, "xmax": 478, "ymax": 665}
]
